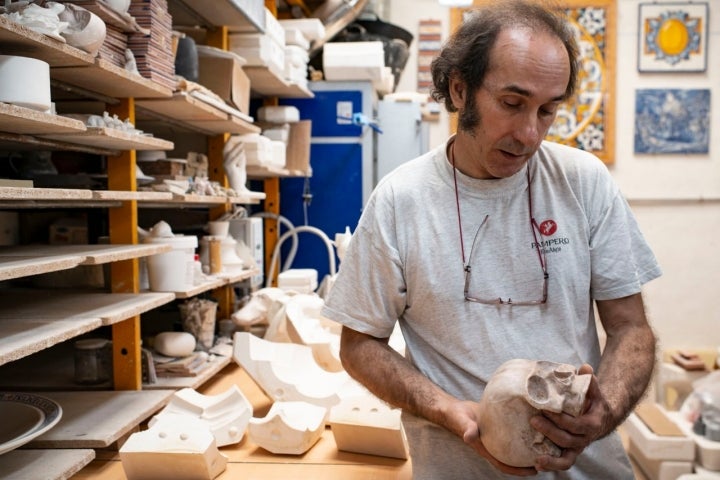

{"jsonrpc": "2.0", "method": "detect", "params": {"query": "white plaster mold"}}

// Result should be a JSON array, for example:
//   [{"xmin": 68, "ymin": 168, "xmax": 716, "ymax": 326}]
[
  {"xmin": 248, "ymin": 401, "xmax": 326, "ymax": 455},
  {"xmin": 329, "ymin": 394, "xmax": 409, "ymax": 459},
  {"xmin": 149, "ymin": 385, "xmax": 253, "ymax": 447},
  {"xmin": 119, "ymin": 416, "xmax": 227, "ymax": 480},
  {"xmin": 232, "ymin": 331, "xmax": 366, "ymax": 408},
  {"xmin": 284, "ymin": 293, "xmax": 343, "ymax": 372}
]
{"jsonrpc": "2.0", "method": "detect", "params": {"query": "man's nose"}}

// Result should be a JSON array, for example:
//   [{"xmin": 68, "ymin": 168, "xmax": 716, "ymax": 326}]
[{"xmin": 514, "ymin": 113, "xmax": 544, "ymax": 147}]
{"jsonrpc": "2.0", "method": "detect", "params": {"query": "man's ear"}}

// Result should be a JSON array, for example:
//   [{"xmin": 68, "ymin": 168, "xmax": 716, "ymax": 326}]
[{"xmin": 449, "ymin": 74, "xmax": 466, "ymax": 110}]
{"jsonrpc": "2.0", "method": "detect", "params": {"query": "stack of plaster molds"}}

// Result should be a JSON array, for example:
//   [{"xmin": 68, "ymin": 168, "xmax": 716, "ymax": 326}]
[
  {"xmin": 150, "ymin": 386, "xmax": 253, "ymax": 446},
  {"xmin": 625, "ymin": 403, "xmax": 695, "ymax": 480},
  {"xmin": 329, "ymin": 393, "xmax": 409, "ymax": 460},
  {"xmin": 232, "ymin": 331, "xmax": 367, "ymax": 409},
  {"xmin": 248, "ymin": 401, "xmax": 327, "ymax": 454},
  {"xmin": 284, "ymin": 293, "xmax": 342, "ymax": 372},
  {"xmin": 667, "ymin": 410, "xmax": 720, "ymax": 473},
  {"xmin": 119, "ymin": 416, "xmax": 227, "ymax": 480}
]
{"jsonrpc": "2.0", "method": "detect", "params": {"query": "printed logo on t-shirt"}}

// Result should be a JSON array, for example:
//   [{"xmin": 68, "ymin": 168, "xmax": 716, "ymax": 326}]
[{"xmin": 538, "ymin": 219, "xmax": 557, "ymax": 236}]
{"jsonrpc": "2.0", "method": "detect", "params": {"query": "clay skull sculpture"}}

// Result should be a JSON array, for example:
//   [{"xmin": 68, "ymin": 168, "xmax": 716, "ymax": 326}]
[{"xmin": 474, "ymin": 359, "xmax": 591, "ymax": 467}]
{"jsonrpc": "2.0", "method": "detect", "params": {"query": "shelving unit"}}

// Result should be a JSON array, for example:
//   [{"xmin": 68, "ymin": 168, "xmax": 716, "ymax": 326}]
[{"xmin": 0, "ymin": 1, "xmax": 318, "ymax": 477}]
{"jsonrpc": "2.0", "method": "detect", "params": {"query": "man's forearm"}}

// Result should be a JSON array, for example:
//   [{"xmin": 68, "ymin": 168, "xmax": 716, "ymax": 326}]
[
  {"xmin": 596, "ymin": 295, "xmax": 657, "ymax": 434},
  {"xmin": 340, "ymin": 327, "xmax": 455, "ymax": 428}
]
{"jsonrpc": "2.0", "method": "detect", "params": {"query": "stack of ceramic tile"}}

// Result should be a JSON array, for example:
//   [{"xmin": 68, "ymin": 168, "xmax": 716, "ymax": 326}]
[
  {"xmin": 154, "ymin": 351, "xmax": 208, "ymax": 377},
  {"xmin": 98, "ymin": 24, "xmax": 129, "ymax": 69},
  {"xmin": 127, "ymin": 0, "xmax": 175, "ymax": 89}
]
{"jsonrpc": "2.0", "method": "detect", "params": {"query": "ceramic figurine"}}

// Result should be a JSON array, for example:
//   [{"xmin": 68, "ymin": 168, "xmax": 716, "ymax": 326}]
[
  {"xmin": 57, "ymin": 3, "xmax": 106, "ymax": 56},
  {"xmin": 473, "ymin": 359, "xmax": 591, "ymax": 467}
]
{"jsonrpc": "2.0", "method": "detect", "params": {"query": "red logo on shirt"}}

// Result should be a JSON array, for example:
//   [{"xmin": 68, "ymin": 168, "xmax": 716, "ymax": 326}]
[{"xmin": 539, "ymin": 220, "xmax": 557, "ymax": 236}]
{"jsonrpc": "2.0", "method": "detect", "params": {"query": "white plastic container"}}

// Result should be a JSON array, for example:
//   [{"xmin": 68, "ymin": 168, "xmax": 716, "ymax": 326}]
[{"xmin": 144, "ymin": 235, "xmax": 198, "ymax": 292}]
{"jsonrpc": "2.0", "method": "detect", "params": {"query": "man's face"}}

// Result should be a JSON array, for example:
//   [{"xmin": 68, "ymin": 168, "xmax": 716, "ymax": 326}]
[{"xmin": 454, "ymin": 27, "xmax": 571, "ymax": 179}]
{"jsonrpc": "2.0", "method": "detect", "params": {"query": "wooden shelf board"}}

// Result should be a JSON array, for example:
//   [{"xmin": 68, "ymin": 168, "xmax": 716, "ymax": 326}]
[
  {"xmin": 0, "ymin": 252, "xmax": 86, "ymax": 282},
  {"xmin": 245, "ymin": 66, "xmax": 314, "ymax": 98},
  {"xmin": 0, "ymin": 315, "xmax": 102, "ymax": 366},
  {"xmin": 168, "ymin": 0, "xmax": 264, "ymax": 31},
  {"xmin": 0, "ymin": 103, "xmax": 87, "ymax": 135},
  {"xmin": 52, "ymin": 59, "xmax": 172, "ymax": 100},
  {"xmin": 0, "ymin": 131, "xmax": 116, "ymax": 155},
  {"xmin": 0, "ymin": 290, "xmax": 176, "ymax": 325},
  {"xmin": 247, "ymin": 165, "xmax": 310, "ymax": 178},
  {"xmin": 172, "ymin": 277, "xmax": 227, "ymax": 299},
  {"xmin": 91, "ymin": 190, "xmax": 173, "ymax": 201},
  {"xmin": 168, "ymin": 191, "xmax": 266, "ymax": 205},
  {"xmin": 41, "ymin": 126, "xmax": 174, "ymax": 151},
  {"xmin": 0, "ymin": 16, "xmax": 94, "ymax": 68},
  {"xmin": 0, "ymin": 449, "xmax": 95, "ymax": 480},
  {"xmin": 144, "ymin": 354, "xmax": 233, "ymax": 390},
  {"xmin": 213, "ymin": 266, "xmax": 259, "ymax": 284},
  {"xmin": 0, "ymin": 243, "xmax": 173, "ymax": 281},
  {"xmin": 29, "ymin": 390, "xmax": 175, "ymax": 448},
  {"xmin": 137, "ymin": 92, "xmax": 261, "ymax": 135}
]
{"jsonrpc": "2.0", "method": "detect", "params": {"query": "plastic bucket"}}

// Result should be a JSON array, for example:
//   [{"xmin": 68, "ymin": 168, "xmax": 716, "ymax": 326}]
[{"xmin": 144, "ymin": 235, "xmax": 198, "ymax": 291}]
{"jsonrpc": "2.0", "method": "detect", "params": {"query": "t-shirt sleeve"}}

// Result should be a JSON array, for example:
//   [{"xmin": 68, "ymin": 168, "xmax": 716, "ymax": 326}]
[
  {"xmin": 321, "ymin": 186, "xmax": 407, "ymax": 338},
  {"xmin": 588, "ymin": 180, "xmax": 662, "ymax": 301}
]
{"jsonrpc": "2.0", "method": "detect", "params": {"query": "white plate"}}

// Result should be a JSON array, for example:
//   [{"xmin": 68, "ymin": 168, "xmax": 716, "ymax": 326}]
[{"xmin": 0, "ymin": 392, "xmax": 62, "ymax": 455}]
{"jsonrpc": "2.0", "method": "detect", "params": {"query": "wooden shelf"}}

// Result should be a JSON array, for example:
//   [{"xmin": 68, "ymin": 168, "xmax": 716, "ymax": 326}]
[
  {"xmin": 144, "ymin": 354, "xmax": 233, "ymax": 390},
  {"xmin": 168, "ymin": 0, "xmax": 265, "ymax": 32},
  {"xmin": 136, "ymin": 92, "xmax": 261, "ymax": 135},
  {"xmin": 138, "ymin": 191, "xmax": 266, "ymax": 208},
  {"xmin": 41, "ymin": 126, "xmax": 174, "ymax": 152},
  {"xmin": 170, "ymin": 267, "xmax": 258, "ymax": 299},
  {"xmin": 247, "ymin": 164, "xmax": 311, "ymax": 179},
  {"xmin": 0, "ymin": 16, "xmax": 94, "ymax": 68},
  {"xmin": 52, "ymin": 58, "xmax": 173, "ymax": 100},
  {"xmin": 0, "ymin": 243, "xmax": 173, "ymax": 282},
  {"xmin": 245, "ymin": 66, "xmax": 314, "ymax": 98},
  {"xmin": 0, "ymin": 290, "xmax": 175, "ymax": 366},
  {"xmin": 0, "ymin": 449, "xmax": 95, "ymax": 480},
  {"xmin": 28, "ymin": 390, "xmax": 174, "ymax": 448},
  {"xmin": 0, "ymin": 103, "xmax": 87, "ymax": 135}
]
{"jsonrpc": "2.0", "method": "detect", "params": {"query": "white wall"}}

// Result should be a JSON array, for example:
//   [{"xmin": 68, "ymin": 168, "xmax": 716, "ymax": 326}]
[{"xmin": 387, "ymin": 0, "xmax": 720, "ymax": 353}]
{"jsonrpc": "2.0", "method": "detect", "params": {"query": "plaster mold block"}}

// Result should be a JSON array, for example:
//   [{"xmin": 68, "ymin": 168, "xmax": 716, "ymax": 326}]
[
  {"xmin": 248, "ymin": 401, "xmax": 326, "ymax": 455},
  {"xmin": 119, "ymin": 416, "xmax": 227, "ymax": 480},
  {"xmin": 628, "ymin": 440, "xmax": 693, "ymax": 480},
  {"xmin": 329, "ymin": 394, "xmax": 409, "ymax": 459},
  {"xmin": 285, "ymin": 294, "xmax": 342, "ymax": 372},
  {"xmin": 233, "ymin": 332, "xmax": 367, "ymax": 409},
  {"xmin": 623, "ymin": 410, "xmax": 694, "ymax": 461},
  {"xmin": 150, "ymin": 386, "xmax": 252, "ymax": 447},
  {"xmin": 667, "ymin": 410, "xmax": 720, "ymax": 470}
]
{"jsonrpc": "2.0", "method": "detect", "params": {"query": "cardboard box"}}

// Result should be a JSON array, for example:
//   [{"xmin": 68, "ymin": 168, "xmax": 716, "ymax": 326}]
[
  {"xmin": 198, "ymin": 55, "xmax": 250, "ymax": 114},
  {"xmin": 285, "ymin": 120, "xmax": 311, "ymax": 174}
]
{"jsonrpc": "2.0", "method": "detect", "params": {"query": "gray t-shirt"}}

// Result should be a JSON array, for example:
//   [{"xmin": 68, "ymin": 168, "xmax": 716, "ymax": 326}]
[{"xmin": 322, "ymin": 139, "xmax": 661, "ymax": 479}]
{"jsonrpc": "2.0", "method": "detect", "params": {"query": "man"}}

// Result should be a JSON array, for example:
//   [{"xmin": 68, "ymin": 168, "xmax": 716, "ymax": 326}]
[{"xmin": 322, "ymin": 1, "xmax": 661, "ymax": 478}]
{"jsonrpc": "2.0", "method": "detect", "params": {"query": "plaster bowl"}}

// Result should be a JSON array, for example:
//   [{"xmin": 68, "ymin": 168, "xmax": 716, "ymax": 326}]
[
  {"xmin": 59, "ymin": 4, "xmax": 107, "ymax": 56},
  {"xmin": 105, "ymin": 0, "xmax": 131, "ymax": 14},
  {"xmin": 0, "ymin": 55, "xmax": 51, "ymax": 111}
]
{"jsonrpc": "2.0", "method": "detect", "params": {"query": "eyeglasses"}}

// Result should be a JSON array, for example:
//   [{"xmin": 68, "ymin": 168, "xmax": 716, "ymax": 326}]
[{"xmin": 451, "ymin": 144, "xmax": 548, "ymax": 306}]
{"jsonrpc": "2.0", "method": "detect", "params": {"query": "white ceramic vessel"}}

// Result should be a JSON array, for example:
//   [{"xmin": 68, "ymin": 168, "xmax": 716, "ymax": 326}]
[{"xmin": 0, "ymin": 55, "xmax": 51, "ymax": 111}]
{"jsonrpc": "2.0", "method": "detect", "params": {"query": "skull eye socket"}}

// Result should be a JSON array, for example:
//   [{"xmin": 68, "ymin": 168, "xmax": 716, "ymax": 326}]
[{"xmin": 527, "ymin": 375, "xmax": 549, "ymax": 403}]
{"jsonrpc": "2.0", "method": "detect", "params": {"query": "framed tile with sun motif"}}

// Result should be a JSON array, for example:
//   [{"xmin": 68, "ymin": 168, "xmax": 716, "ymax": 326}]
[{"xmin": 638, "ymin": 2, "xmax": 708, "ymax": 73}]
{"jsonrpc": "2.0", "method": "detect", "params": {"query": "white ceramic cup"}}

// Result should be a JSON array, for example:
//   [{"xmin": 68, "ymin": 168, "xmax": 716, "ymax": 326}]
[{"xmin": 207, "ymin": 221, "xmax": 230, "ymax": 237}]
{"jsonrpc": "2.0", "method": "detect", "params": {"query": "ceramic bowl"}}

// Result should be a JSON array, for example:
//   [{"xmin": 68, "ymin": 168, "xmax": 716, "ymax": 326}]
[
  {"xmin": 105, "ymin": 0, "xmax": 131, "ymax": 14},
  {"xmin": 59, "ymin": 5, "xmax": 107, "ymax": 56},
  {"xmin": 0, "ymin": 55, "xmax": 51, "ymax": 111}
]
